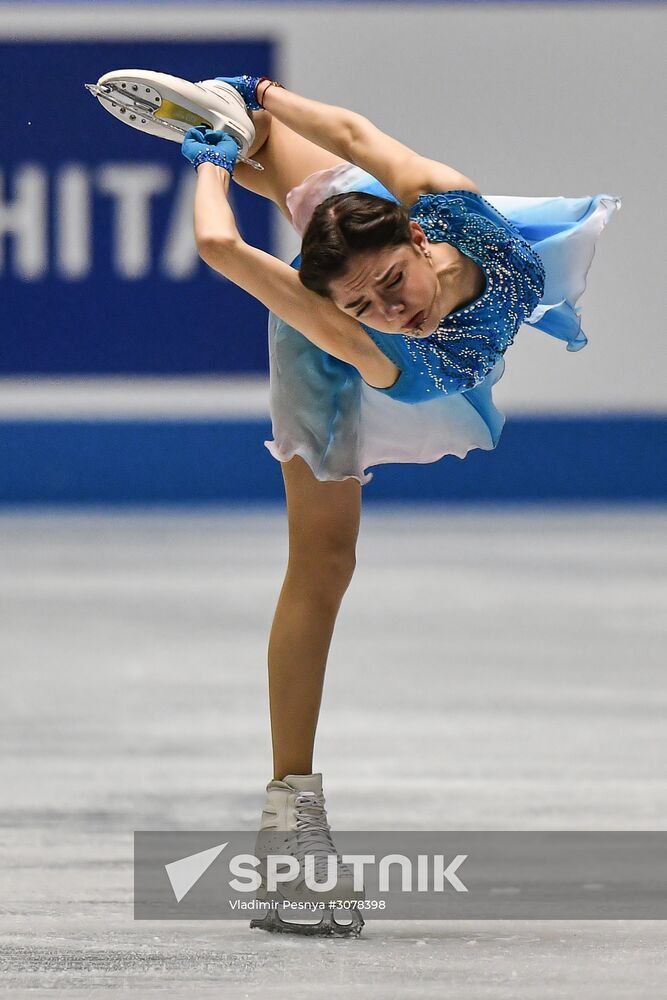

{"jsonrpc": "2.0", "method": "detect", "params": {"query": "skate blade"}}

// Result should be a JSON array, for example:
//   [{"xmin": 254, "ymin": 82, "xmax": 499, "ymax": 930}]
[
  {"xmin": 250, "ymin": 907, "xmax": 365, "ymax": 938},
  {"xmin": 85, "ymin": 72, "xmax": 263, "ymax": 171}
]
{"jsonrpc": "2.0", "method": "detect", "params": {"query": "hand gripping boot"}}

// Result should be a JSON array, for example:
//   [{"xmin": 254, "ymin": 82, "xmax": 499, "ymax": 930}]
[{"xmin": 85, "ymin": 70, "xmax": 263, "ymax": 170}]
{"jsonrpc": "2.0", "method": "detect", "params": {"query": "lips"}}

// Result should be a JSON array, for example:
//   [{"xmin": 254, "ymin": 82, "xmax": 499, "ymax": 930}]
[{"xmin": 405, "ymin": 310, "xmax": 425, "ymax": 331}]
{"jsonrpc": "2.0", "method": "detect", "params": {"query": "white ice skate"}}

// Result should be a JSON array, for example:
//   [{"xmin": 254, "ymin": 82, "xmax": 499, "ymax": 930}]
[
  {"xmin": 249, "ymin": 773, "xmax": 365, "ymax": 938},
  {"xmin": 85, "ymin": 70, "xmax": 263, "ymax": 170}
]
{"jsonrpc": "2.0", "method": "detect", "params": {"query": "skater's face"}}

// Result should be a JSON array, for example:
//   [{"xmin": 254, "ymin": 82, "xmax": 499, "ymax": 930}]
[{"xmin": 327, "ymin": 224, "xmax": 440, "ymax": 338}]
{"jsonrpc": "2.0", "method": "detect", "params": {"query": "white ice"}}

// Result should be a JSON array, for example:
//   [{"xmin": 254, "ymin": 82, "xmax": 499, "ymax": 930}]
[{"xmin": 1, "ymin": 506, "xmax": 665, "ymax": 998}]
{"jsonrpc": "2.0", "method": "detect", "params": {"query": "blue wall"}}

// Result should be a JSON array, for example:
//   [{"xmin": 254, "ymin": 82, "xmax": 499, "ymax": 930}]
[
  {"xmin": 1, "ymin": 40, "xmax": 273, "ymax": 375},
  {"xmin": 1, "ymin": 416, "xmax": 664, "ymax": 504}
]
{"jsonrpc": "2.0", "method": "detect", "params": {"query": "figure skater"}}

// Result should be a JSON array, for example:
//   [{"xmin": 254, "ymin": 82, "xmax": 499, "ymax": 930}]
[{"xmin": 96, "ymin": 70, "xmax": 619, "ymax": 935}]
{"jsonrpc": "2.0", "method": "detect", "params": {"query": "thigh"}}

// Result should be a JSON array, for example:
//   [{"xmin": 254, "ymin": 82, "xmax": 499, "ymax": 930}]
[
  {"xmin": 234, "ymin": 112, "xmax": 348, "ymax": 219},
  {"xmin": 281, "ymin": 455, "xmax": 361, "ymax": 558}
]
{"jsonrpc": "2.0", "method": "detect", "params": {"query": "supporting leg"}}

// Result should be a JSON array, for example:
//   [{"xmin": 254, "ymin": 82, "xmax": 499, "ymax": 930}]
[{"xmin": 268, "ymin": 455, "xmax": 361, "ymax": 781}]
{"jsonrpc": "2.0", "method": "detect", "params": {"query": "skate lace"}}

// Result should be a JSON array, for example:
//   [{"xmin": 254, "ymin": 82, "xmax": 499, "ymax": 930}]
[{"xmin": 294, "ymin": 791, "xmax": 351, "ymax": 879}]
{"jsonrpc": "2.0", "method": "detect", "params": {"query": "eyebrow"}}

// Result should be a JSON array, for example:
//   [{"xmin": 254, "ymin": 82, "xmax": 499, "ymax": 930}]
[{"xmin": 344, "ymin": 266, "xmax": 396, "ymax": 310}]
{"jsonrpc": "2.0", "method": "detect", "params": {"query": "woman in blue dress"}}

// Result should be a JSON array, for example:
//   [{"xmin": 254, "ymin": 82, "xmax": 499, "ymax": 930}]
[{"xmin": 179, "ymin": 74, "xmax": 619, "ymax": 933}]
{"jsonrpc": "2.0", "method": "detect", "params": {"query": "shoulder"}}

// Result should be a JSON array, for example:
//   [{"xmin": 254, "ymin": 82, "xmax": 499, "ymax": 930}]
[
  {"xmin": 394, "ymin": 156, "xmax": 481, "ymax": 208},
  {"xmin": 409, "ymin": 190, "xmax": 526, "ymax": 242},
  {"xmin": 408, "ymin": 190, "xmax": 487, "ymax": 234},
  {"xmin": 409, "ymin": 190, "xmax": 485, "ymax": 213}
]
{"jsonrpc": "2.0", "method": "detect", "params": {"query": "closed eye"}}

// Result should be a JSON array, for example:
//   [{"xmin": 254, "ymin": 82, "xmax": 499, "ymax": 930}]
[{"xmin": 354, "ymin": 273, "xmax": 403, "ymax": 318}]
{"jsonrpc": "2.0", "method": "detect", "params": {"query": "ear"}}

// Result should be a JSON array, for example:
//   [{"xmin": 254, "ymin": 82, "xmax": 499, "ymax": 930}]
[{"xmin": 409, "ymin": 221, "xmax": 428, "ymax": 253}]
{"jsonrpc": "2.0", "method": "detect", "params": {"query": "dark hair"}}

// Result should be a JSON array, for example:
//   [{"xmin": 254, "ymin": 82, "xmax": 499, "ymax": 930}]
[{"xmin": 298, "ymin": 192, "xmax": 412, "ymax": 298}]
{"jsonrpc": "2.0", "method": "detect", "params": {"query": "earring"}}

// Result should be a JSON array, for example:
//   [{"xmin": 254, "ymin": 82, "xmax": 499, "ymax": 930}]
[{"xmin": 424, "ymin": 250, "xmax": 432, "ymax": 258}]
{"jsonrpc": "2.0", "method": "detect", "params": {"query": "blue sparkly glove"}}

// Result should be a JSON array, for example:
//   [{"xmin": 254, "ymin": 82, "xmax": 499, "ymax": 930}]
[
  {"xmin": 181, "ymin": 127, "xmax": 239, "ymax": 174},
  {"xmin": 215, "ymin": 75, "xmax": 262, "ymax": 111}
]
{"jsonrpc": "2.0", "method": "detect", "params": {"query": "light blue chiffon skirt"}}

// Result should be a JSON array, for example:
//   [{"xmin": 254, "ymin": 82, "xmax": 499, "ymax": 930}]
[{"xmin": 264, "ymin": 164, "xmax": 620, "ymax": 485}]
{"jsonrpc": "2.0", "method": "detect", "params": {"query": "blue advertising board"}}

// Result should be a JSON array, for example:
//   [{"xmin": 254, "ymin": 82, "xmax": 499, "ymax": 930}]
[{"xmin": 0, "ymin": 40, "xmax": 274, "ymax": 374}]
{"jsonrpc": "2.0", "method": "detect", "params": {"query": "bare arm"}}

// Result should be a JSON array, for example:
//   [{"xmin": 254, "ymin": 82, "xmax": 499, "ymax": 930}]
[
  {"xmin": 194, "ymin": 164, "xmax": 401, "ymax": 388},
  {"xmin": 260, "ymin": 85, "xmax": 480, "ymax": 206}
]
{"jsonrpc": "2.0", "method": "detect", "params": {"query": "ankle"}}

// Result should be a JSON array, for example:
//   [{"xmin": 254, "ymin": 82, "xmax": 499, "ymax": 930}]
[{"xmin": 272, "ymin": 767, "xmax": 314, "ymax": 782}]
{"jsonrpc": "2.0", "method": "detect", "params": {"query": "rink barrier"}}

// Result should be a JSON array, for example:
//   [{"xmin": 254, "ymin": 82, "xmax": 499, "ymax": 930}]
[{"xmin": 0, "ymin": 415, "xmax": 664, "ymax": 503}]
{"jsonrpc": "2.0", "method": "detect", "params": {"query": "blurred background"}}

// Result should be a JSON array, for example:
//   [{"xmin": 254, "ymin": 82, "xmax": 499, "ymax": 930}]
[
  {"xmin": 1, "ymin": 2, "xmax": 666, "ymax": 997},
  {"xmin": 0, "ymin": 0, "xmax": 664, "ymax": 503}
]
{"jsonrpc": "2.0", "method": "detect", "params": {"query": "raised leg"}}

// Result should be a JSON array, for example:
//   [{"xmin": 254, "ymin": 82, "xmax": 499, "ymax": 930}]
[
  {"xmin": 234, "ymin": 110, "xmax": 347, "ymax": 219},
  {"xmin": 268, "ymin": 455, "xmax": 361, "ymax": 780}
]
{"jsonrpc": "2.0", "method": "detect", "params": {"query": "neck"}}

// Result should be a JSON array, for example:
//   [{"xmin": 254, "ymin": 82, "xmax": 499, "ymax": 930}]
[{"xmin": 432, "ymin": 243, "xmax": 483, "ymax": 315}]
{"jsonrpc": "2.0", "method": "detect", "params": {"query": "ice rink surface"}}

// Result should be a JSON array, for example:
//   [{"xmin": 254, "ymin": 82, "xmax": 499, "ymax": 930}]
[{"xmin": 1, "ymin": 506, "xmax": 665, "ymax": 998}]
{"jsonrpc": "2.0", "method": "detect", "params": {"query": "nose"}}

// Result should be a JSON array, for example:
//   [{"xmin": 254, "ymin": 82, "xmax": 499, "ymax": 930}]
[{"xmin": 380, "ymin": 300, "xmax": 404, "ymax": 321}]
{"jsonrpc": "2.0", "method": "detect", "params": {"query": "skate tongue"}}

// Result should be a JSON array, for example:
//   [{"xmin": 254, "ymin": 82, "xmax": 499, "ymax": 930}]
[{"xmin": 282, "ymin": 773, "xmax": 323, "ymax": 794}]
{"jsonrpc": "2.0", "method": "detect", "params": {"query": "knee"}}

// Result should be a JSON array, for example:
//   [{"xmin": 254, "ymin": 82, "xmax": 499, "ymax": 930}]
[
  {"xmin": 288, "ymin": 543, "xmax": 357, "ymax": 597},
  {"xmin": 319, "ymin": 547, "xmax": 357, "ymax": 591}
]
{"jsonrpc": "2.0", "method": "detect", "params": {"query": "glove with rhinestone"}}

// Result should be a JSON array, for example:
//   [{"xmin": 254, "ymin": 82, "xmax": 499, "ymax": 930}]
[
  {"xmin": 215, "ymin": 75, "xmax": 263, "ymax": 111},
  {"xmin": 181, "ymin": 128, "xmax": 239, "ymax": 175}
]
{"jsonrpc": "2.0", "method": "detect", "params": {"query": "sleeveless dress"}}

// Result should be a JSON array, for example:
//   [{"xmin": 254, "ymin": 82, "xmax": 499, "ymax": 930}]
[{"xmin": 264, "ymin": 163, "xmax": 620, "ymax": 485}]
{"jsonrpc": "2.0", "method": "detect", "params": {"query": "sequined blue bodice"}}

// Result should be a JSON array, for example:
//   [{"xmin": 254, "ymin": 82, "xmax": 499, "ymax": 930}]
[{"xmin": 362, "ymin": 191, "xmax": 546, "ymax": 399}]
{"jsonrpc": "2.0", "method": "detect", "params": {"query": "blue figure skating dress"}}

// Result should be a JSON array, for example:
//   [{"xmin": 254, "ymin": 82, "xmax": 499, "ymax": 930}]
[{"xmin": 264, "ymin": 163, "xmax": 620, "ymax": 484}]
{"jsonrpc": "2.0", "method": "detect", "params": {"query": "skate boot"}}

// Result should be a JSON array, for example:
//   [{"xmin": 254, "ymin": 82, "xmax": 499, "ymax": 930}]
[
  {"xmin": 249, "ymin": 773, "xmax": 365, "ymax": 938},
  {"xmin": 85, "ymin": 70, "xmax": 263, "ymax": 170}
]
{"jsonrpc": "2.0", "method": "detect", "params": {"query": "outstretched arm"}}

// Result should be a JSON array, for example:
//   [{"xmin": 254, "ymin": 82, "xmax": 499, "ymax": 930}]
[
  {"xmin": 258, "ymin": 83, "xmax": 480, "ymax": 206},
  {"xmin": 193, "ymin": 159, "xmax": 401, "ymax": 390}
]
